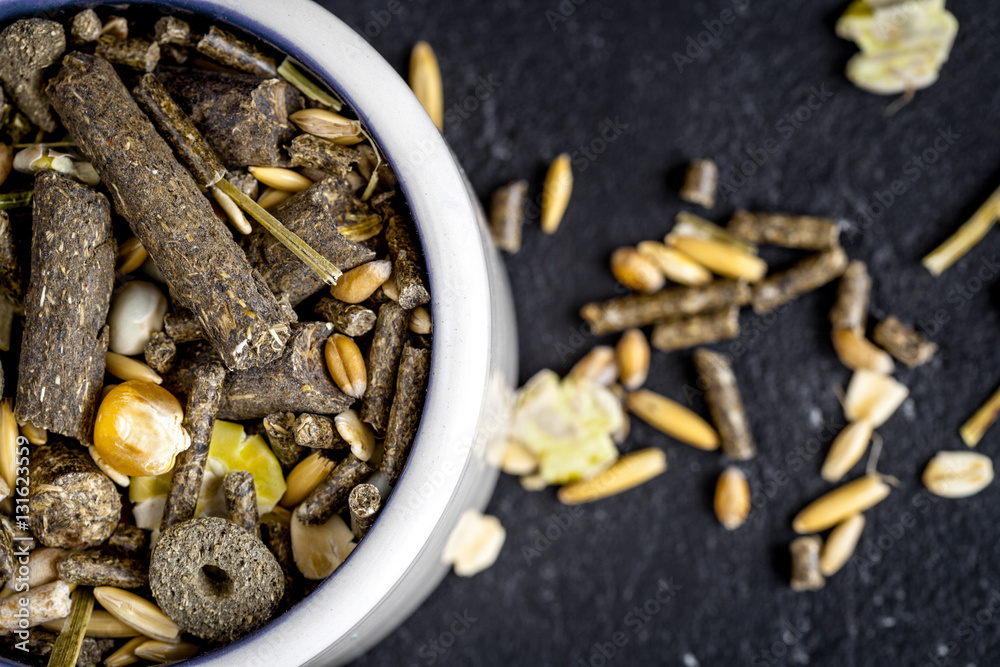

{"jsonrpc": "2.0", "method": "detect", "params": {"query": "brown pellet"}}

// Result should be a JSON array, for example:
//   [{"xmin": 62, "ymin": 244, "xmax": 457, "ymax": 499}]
[
  {"xmin": 259, "ymin": 515, "xmax": 296, "ymax": 610},
  {"xmin": 872, "ymin": 316, "xmax": 937, "ymax": 367},
  {"xmin": 56, "ymin": 550, "xmax": 148, "ymax": 589},
  {"xmin": 790, "ymin": 536, "xmax": 825, "ymax": 591},
  {"xmin": 581, "ymin": 279, "xmax": 751, "ymax": 336},
  {"xmin": 829, "ymin": 260, "xmax": 870, "ymax": 333},
  {"xmin": 298, "ymin": 454, "xmax": 373, "ymax": 525},
  {"xmin": 263, "ymin": 412, "xmax": 304, "ymax": 470},
  {"xmin": 144, "ymin": 331, "xmax": 177, "ymax": 375},
  {"xmin": 293, "ymin": 413, "xmax": 346, "ymax": 450},
  {"xmin": 224, "ymin": 470, "xmax": 258, "ymax": 534},
  {"xmin": 751, "ymin": 246, "xmax": 848, "ymax": 314},
  {"xmin": 693, "ymin": 348, "xmax": 755, "ymax": 460},
  {"xmin": 196, "ymin": 25, "xmax": 276, "ymax": 77},
  {"xmin": 95, "ymin": 35, "xmax": 160, "ymax": 72},
  {"xmin": 381, "ymin": 343, "xmax": 432, "ymax": 484},
  {"xmin": 349, "ymin": 483, "xmax": 381, "ymax": 539},
  {"xmin": 650, "ymin": 306, "xmax": 740, "ymax": 353},
  {"xmin": 679, "ymin": 159, "xmax": 718, "ymax": 209},
  {"xmin": 163, "ymin": 310, "xmax": 205, "ymax": 344},
  {"xmin": 315, "ymin": 297, "xmax": 377, "ymax": 337},
  {"xmin": 288, "ymin": 134, "xmax": 361, "ymax": 181},
  {"xmin": 385, "ymin": 213, "xmax": 430, "ymax": 310},
  {"xmin": 489, "ymin": 180, "xmax": 527, "ymax": 253},
  {"xmin": 361, "ymin": 302, "xmax": 409, "ymax": 434},
  {"xmin": 70, "ymin": 9, "xmax": 102, "ymax": 42},
  {"xmin": 727, "ymin": 210, "xmax": 840, "ymax": 250},
  {"xmin": 108, "ymin": 524, "xmax": 146, "ymax": 557},
  {"xmin": 153, "ymin": 16, "xmax": 190, "ymax": 45}
]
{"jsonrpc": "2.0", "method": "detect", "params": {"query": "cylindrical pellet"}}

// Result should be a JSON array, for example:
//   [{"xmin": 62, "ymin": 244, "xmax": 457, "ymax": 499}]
[
  {"xmin": 224, "ymin": 471, "xmax": 258, "ymax": 534},
  {"xmin": 679, "ymin": 159, "xmax": 718, "ymax": 209},
  {"xmin": 108, "ymin": 523, "xmax": 146, "ymax": 557},
  {"xmin": 298, "ymin": 454, "xmax": 373, "ymax": 525},
  {"xmin": 727, "ymin": 210, "xmax": 840, "ymax": 250},
  {"xmin": 385, "ymin": 214, "xmax": 430, "ymax": 310},
  {"xmin": 361, "ymin": 303, "xmax": 409, "ymax": 434},
  {"xmin": 56, "ymin": 550, "xmax": 148, "ymax": 588},
  {"xmin": 288, "ymin": 134, "xmax": 361, "ymax": 180},
  {"xmin": 263, "ymin": 412, "xmax": 305, "ymax": 470},
  {"xmin": 693, "ymin": 348, "xmax": 755, "ymax": 460},
  {"xmin": 259, "ymin": 515, "xmax": 295, "ymax": 610},
  {"xmin": 752, "ymin": 247, "xmax": 849, "ymax": 314},
  {"xmin": 196, "ymin": 25, "xmax": 276, "ymax": 77},
  {"xmin": 144, "ymin": 331, "xmax": 177, "ymax": 375},
  {"xmin": 163, "ymin": 310, "xmax": 205, "ymax": 343},
  {"xmin": 154, "ymin": 16, "xmax": 191, "ymax": 45},
  {"xmin": 650, "ymin": 306, "xmax": 740, "ymax": 353},
  {"xmin": 95, "ymin": 35, "xmax": 160, "ymax": 72},
  {"xmin": 872, "ymin": 316, "xmax": 937, "ymax": 367},
  {"xmin": 48, "ymin": 53, "xmax": 292, "ymax": 371},
  {"xmin": 28, "ymin": 442, "xmax": 121, "ymax": 549},
  {"xmin": 70, "ymin": 9, "xmax": 102, "ymax": 42},
  {"xmin": 349, "ymin": 483, "xmax": 381, "ymax": 539},
  {"xmin": 581, "ymin": 279, "xmax": 751, "ymax": 336},
  {"xmin": 381, "ymin": 343, "xmax": 432, "ymax": 484},
  {"xmin": 790, "ymin": 536, "xmax": 825, "ymax": 591},
  {"xmin": 315, "ymin": 297, "xmax": 377, "ymax": 337},
  {"xmin": 162, "ymin": 363, "xmax": 226, "ymax": 529},
  {"xmin": 0, "ymin": 521, "xmax": 12, "ymax": 588},
  {"xmin": 14, "ymin": 171, "xmax": 114, "ymax": 443},
  {"xmin": 293, "ymin": 413, "xmax": 346, "ymax": 450},
  {"xmin": 489, "ymin": 180, "xmax": 527, "ymax": 253},
  {"xmin": 829, "ymin": 260, "xmax": 870, "ymax": 333}
]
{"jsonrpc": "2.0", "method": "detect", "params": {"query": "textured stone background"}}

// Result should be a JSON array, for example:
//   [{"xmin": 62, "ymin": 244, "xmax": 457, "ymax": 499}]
[{"xmin": 331, "ymin": 1, "xmax": 1000, "ymax": 666}]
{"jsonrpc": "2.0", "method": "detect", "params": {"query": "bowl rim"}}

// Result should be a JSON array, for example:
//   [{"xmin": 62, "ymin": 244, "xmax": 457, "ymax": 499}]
[{"xmin": 0, "ymin": 1, "xmax": 509, "ymax": 665}]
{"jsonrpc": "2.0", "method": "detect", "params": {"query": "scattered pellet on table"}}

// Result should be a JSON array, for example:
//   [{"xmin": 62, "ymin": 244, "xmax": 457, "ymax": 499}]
[
  {"xmin": 829, "ymin": 260, "xmax": 870, "ymax": 333},
  {"xmin": 50, "ymin": 53, "xmax": 292, "ymax": 371},
  {"xmin": 153, "ymin": 16, "xmax": 190, "ymax": 45},
  {"xmin": 70, "ymin": 9, "xmax": 102, "ymax": 42},
  {"xmin": 872, "ymin": 316, "xmax": 937, "ymax": 367},
  {"xmin": 380, "ymin": 343, "xmax": 431, "ymax": 484},
  {"xmin": 108, "ymin": 523, "xmax": 147, "ymax": 557},
  {"xmin": 13, "ymin": 172, "xmax": 113, "ymax": 442},
  {"xmin": 242, "ymin": 177, "xmax": 376, "ymax": 306},
  {"xmin": 158, "ymin": 66, "xmax": 302, "ymax": 168},
  {"xmin": 751, "ymin": 246, "xmax": 848, "ymax": 314},
  {"xmin": 196, "ymin": 25, "xmax": 277, "ymax": 77},
  {"xmin": 693, "ymin": 348, "xmax": 755, "ymax": 460},
  {"xmin": 264, "ymin": 412, "xmax": 305, "ymax": 470},
  {"xmin": 727, "ymin": 210, "xmax": 840, "ymax": 250},
  {"xmin": 150, "ymin": 517, "xmax": 284, "ymax": 642},
  {"xmin": 95, "ymin": 35, "xmax": 160, "ymax": 71},
  {"xmin": 790, "ymin": 536, "xmax": 825, "ymax": 591},
  {"xmin": 384, "ymin": 209, "xmax": 430, "ymax": 310},
  {"xmin": 224, "ymin": 470, "xmax": 259, "ymax": 533},
  {"xmin": 349, "ymin": 483, "xmax": 381, "ymax": 539},
  {"xmin": 299, "ymin": 454, "xmax": 373, "ymax": 525},
  {"xmin": 315, "ymin": 297, "xmax": 377, "ymax": 337},
  {"xmin": 56, "ymin": 550, "xmax": 148, "ymax": 588},
  {"xmin": 679, "ymin": 159, "xmax": 718, "ymax": 209},
  {"xmin": 0, "ymin": 19, "xmax": 65, "ymax": 132},
  {"xmin": 361, "ymin": 303, "xmax": 410, "ymax": 433},
  {"xmin": 144, "ymin": 331, "xmax": 177, "ymax": 375},
  {"xmin": 293, "ymin": 413, "xmax": 345, "ymax": 450},
  {"xmin": 162, "ymin": 363, "xmax": 226, "ymax": 529},
  {"xmin": 288, "ymin": 133, "xmax": 361, "ymax": 180},
  {"xmin": 489, "ymin": 180, "xmax": 527, "ymax": 253},
  {"xmin": 581, "ymin": 279, "xmax": 751, "ymax": 336},
  {"xmin": 650, "ymin": 305, "xmax": 740, "ymax": 353}
]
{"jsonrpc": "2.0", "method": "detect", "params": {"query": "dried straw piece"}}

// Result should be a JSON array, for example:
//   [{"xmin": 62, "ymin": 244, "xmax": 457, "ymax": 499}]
[
  {"xmin": 299, "ymin": 454, "xmax": 373, "ymax": 524},
  {"xmin": 872, "ymin": 316, "xmax": 937, "ymax": 367},
  {"xmin": 625, "ymin": 389, "xmax": 719, "ymax": 450},
  {"xmin": 96, "ymin": 35, "xmax": 160, "ymax": 72},
  {"xmin": 611, "ymin": 247, "xmax": 665, "ymax": 293},
  {"xmin": 727, "ymin": 210, "xmax": 840, "ymax": 250},
  {"xmin": 15, "ymin": 171, "xmax": 113, "ymax": 443},
  {"xmin": 349, "ymin": 483, "xmax": 381, "ymax": 539},
  {"xmin": 752, "ymin": 246, "xmax": 848, "ymax": 314},
  {"xmin": 541, "ymin": 154, "xmax": 572, "ymax": 234},
  {"xmin": 922, "ymin": 451, "xmax": 994, "ymax": 498},
  {"xmin": 650, "ymin": 306, "xmax": 740, "ymax": 353},
  {"xmin": 923, "ymin": 181, "xmax": 1000, "ymax": 276},
  {"xmin": 790, "ymin": 536, "xmax": 825, "ymax": 591},
  {"xmin": 490, "ymin": 180, "xmax": 527, "ymax": 253},
  {"xmin": 409, "ymin": 41, "xmax": 443, "ymax": 129},
  {"xmin": 50, "ymin": 54, "xmax": 292, "ymax": 371},
  {"xmin": 162, "ymin": 363, "xmax": 226, "ymax": 529},
  {"xmin": 293, "ymin": 413, "xmax": 345, "ymax": 450},
  {"xmin": 792, "ymin": 474, "xmax": 890, "ymax": 533},
  {"xmin": 961, "ymin": 384, "xmax": 1000, "ymax": 447},
  {"xmin": 829, "ymin": 260, "xmax": 870, "ymax": 333},
  {"xmin": 581, "ymin": 279, "xmax": 751, "ymax": 336},
  {"xmin": 224, "ymin": 470, "xmax": 259, "ymax": 533},
  {"xmin": 385, "ymin": 213, "xmax": 430, "ymax": 310},
  {"xmin": 714, "ymin": 466, "xmax": 751, "ymax": 529},
  {"xmin": 315, "ymin": 297, "xmax": 377, "ymax": 337},
  {"xmin": 263, "ymin": 412, "xmax": 304, "ymax": 470},
  {"xmin": 820, "ymin": 514, "xmax": 865, "ymax": 576},
  {"xmin": 558, "ymin": 448, "xmax": 666, "ymax": 505},
  {"xmin": 361, "ymin": 303, "xmax": 409, "ymax": 434},
  {"xmin": 693, "ymin": 348, "xmax": 755, "ymax": 460},
  {"xmin": 679, "ymin": 159, "xmax": 718, "ymax": 209},
  {"xmin": 380, "ymin": 343, "xmax": 431, "ymax": 484},
  {"xmin": 196, "ymin": 25, "xmax": 276, "ymax": 77}
]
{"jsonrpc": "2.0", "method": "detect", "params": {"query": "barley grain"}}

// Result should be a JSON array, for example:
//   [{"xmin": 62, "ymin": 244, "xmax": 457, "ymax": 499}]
[
  {"xmin": 616, "ymin": 328, "xmax": 650, "ymax": 390},
  {"xmin": 331, "ymin": 259, "xmax": 393, "ymax": 304},
  {"xmin": 625, "ymin": 389, "xmax": 719, "ymax": 450},
  {"xmin": 409, "ymin": 41, "xmax": 443, "ymax": 130},
  {"xmin": 104, "ymin": 352, "xmax": 162, "ymax": 384},
  {"xmin": 92, "ymin": 587, "xmax": 180, "ymax": 642},
  {"xmin": 821, "ymin": 420, "xmax": 874, "ymax": 483},
  {"xmin": 792, "ymin": 474, "xmax": 890, "ymax": 533},
  {"xmin": 820, "ymin": 514, "xmax": 865, "ymax": 576},
  {"xmin": 714, "ymin": 466, "xmax": 750, "ymax": 530},
  {"xmin": 558, "ymin": 448, "xmax": 667, "ymax": 504},
  {"xmin": 248, "ymin": 166, "xmax": 312, "ymax": 193},
  {"xmin": 540, "ymin": 154, "xmax": 572, "ymax": 234},
  {"xmin": 636, "ymin": 241, "xmax": 712, "ymax": 286},
  {"xmin": 610, "ymin": 247, "xmax": 665, "ymax": 293}
]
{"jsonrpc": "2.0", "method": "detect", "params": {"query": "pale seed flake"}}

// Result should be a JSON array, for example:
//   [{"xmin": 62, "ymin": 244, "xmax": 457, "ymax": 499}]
[
  {"xmin": 820, "ymin": 513, "xmax": 866, "ymax": 577},
  {"xmin": 409, "ymin": 41, "xmax": 444, "ymax": 131},
  {"xmin": 291, "ymin": 505, "xmax": 355, "ymax": 580},
  {"xmin": 922, "ymin": 451, "xmax": 994, "ymax": 498},
  {"xmin": 331, "ymin": 259, "xmax": 393, "ymax": 304},
  {"xmin": 625, "ymin": 389, "xmax": 719, "ymax": 450},
  {"xmin": 714, "ymin": 466, "xmax": 750, "ymax": 530},
  {"xmin": 409, "ymin": 306, "xmax": 432, "ymax": 335},
  {"xmin": 616, "ymin": 328, "xmax": 650, "ymax": 391},
  {"xmin": 635, "ymin": 241, "xmax": 713, "ymax": 286},
  {"xmin": 831, "ymin": 328, "xmax": 894, "ymax": 374},
  {"xmin": 558, "ymin": 448, "xmax": 666, "ymax": 505},
  {"xmin": 540, "ymin": 153, "xmax": 572, "ymax": 234},
  {"xmin": 335, "ymin": 408, "xmax": 376, "ymax": 462},
  {"xmin": 610, "ymin": 247, "xmax": 665, "ymax": 294},
  {"xmin": 18, "ymin": 419, "xmax": 47, "ymax": 445},
  {"xmin": 442, "ymin": 509, "xmax": 506, "ymax": 576},
  {"xmin": 212, "ymin": 184, "xmax": 251, "ymax": 234},
  {"xmin": 92, "ymin": 586, "xmax": 181, "ymax": 643},
  {"xmin": 821, "ymin": 420, "xmax": 874, "ymax": 483},
  {"xmin": 289, "ymin": 107, "xmax": 362, "ymax": 142},
  {"xmin": 792, "ymin": 474, "xmax": 891, "ymax": 534},
  {"xmin": 104, "ymin": 636, "xmax": 148, "ymax": 667},
  {"xmin": 257, "ymin": 186, "xmax": 292, "ymax": 210},
  {"xmin": 842, "ymin": 369, "xmax": 909, "ymax": 428}
]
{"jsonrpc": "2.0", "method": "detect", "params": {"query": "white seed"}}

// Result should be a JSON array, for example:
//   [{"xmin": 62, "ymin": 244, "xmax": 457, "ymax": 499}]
[
  {"xmin": 442, "ymin": 509, "xmax": 506, "ymax": 577},
  {"xmin": 105, "ymin": 351, "xmax": 162, "ymax": 384},
  {"xmin": 820, "ymin": 514, "xmax": 866, "ymax": 576},
  {"xmin": 291, "ymin": 504, "xmax": 355, "ymax": 580},
  {"xmin": 335, "ymin": 409, "xmax": 376, "ymax": 462},
  {"xmin": 843, "ymin": 369, "xmax": 909, "ymax": 427},
  {"xmin": 922, "ymin": 451, "xmax": 994, "ymax": 498},
  {"xmin": 17, "ymin": 419, "xmax": 46, "ymax": 445},
  {"xmin": 248, "ymin": 166, "xmax": 313, "ymax": 192},
  {"xmin": 107, "ymin": 280, "xmax": 168, "ymax": 356},
  {"xmin": 409, "ymin": 306, "xmax": 432, "ymax": 335},
  {"xmin": 616, "ymin": 328, "xmax": 650, "ymax": 390},
  {"xmin": 568, "ymin": 345, "xmax": 618, "ymax": 387},
  {"xmin": 636, "ymin": 240, "xmax": 713, "ymax": 286},
  {"xmin": 540, "ymin": 153, "xmax": 572, "ymax": 234},
  {"xmin": 558, "ymin": 448, "xmax": 666, "ymax": 505},
  {"xmin": 714, "ymin": 466, "xmax": 750, "ymax": 530},
  {"xmin": 610, "ymin": 247, "xmax": 665, "ymax": 293},
  {"xmin": 498, "ymin": 440, "xmax": 539, "ymax": 476},
  {"xmin": 93, "ymin": 586, "xmax": 181, "ymax": 642},
  {"xmin": 331, "ymin": 259, "xmax": 393, "ymax": 304},
  {"xmin": 212, "ymin": 185, "xmax": 251, "ymax": 234},
  {"xmin": 821, "ymin": 420, "xmax": 874, "ymax": 483},
  {"xmin": 792, "ymin": 474, "xmax": 891, "ymax": 534}
]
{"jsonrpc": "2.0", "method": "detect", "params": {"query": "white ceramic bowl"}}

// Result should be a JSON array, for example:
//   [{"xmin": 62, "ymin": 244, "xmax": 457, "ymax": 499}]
[{"xmin": 0, "ymin": 1, "xmax": 517, "ymax": 665}]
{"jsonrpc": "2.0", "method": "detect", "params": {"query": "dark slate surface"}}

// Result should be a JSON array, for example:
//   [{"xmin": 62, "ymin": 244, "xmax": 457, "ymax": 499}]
[{"xmin": 321, "ymin": 1, "xmax": 1000, "ymax": 665}]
